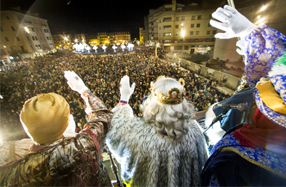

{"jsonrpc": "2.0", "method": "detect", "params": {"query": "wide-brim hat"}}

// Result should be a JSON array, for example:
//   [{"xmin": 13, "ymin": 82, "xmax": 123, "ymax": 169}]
[{"xmin": 255, "ymin": 53, "xmax": 286, "ymax": 127}]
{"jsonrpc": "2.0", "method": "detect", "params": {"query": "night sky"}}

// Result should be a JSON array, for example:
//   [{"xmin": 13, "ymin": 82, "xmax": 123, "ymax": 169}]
[{"xmin": 1, "ymin": 0, "xmax": 224, "ymax": 39}]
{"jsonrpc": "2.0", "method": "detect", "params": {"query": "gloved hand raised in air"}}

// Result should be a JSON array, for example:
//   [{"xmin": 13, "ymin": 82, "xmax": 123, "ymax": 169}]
[
  {"xmin": 120, "ymin": 75, "xmax": 135, "ymax": 102},
  {"xmin": 210, "ymin": 5, "xmax": 257, "ymax": 39},
  {"xmin": 64, "ymin": 71, "xmax": 89, "ymax": 94}
]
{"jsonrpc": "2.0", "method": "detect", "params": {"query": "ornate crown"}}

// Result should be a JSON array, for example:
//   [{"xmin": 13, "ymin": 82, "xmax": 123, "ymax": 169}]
[{"xmin": 150, "ymin": 76, "xmax": 185, "ymax": 105}]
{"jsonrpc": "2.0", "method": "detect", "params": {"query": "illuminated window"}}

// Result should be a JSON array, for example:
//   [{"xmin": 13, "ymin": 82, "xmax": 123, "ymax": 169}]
[
  {"xmin": 164, "ymin": 33, "xmax": 172, "ymax": 36},
  {"xmin": 163, "ymin": 17, "xmax": 172, "ymax": 22},
  {"xmin": 175, "ymin": 32, "xmax": 178, "ymax": 36},
  {"xmin": 164, "ymin": 40, "xmax": 171, "ymax": 43},
  {"xmin": 163, "ymin": 25, "xmax": 172, "ymax": 29}
]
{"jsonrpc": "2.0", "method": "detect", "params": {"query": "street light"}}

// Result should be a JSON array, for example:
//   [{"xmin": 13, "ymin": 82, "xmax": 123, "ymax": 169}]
[
  {"xmin": 260, "ymin": 5, "xmax": 268, "ymax": 12},
  {"xmin": 64, "ymin": 37, "xmax": 68, "ymax": 41}
]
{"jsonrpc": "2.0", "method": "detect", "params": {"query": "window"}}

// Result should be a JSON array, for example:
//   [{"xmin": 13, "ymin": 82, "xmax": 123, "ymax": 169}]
[
  {"xmin": 213, "ymin": 30, "xmax": 217, "ymax": 34},
  {"xmin": 164, "ymin": 40, "xmax": 171, "ymax": 43},
  {"xmin": 20, "ymin": 46, "xmax": 25, "ymax": 52},
  {"xmin": 163, "ymin": 25, "xmax": 172, "ymax": 29},
  {"xmin": 191, "ymin": 16, "xmax": 195, "ymax": 20},
  {"xmin": 190, "ymin": 24, "xmax": 194, "ymax": 28},
  {"xmin": 32, "ymin": 36, "xmax": 35, "ymax": 40},
  {"xmin": 6, "ymin": 16, "xmax": 10, "ymax": 20},
  {"xmin": 208, "ymin": 23, "xmax": 211, "ymax": 27},
  {"xmin": 11, "ymin": 26, "xmax": 15, "ymax": 31},
  {"xmin": 206, "ymin": 38, "xmax": 209, "ymax": 42},
  {"xmin": 195, "ymin": 38, "xmax": 199, "ymax": 42},
  {"xmin": 0, "ymin": 27, "xmax": 3, "ymax": 32},
  {"xmin": 207, "ymin": 31, "xmax": 210, "ymax": 35},
  {"xmin": 190, "ymin": 31, "xmax": 194, "ymax": 35},
  {"xmin": 181, "ymin": 16, "xmax": 185, "ymax": 21},
  {"xmin": 16, "ymin": 37, "xmax": 20, "ymax": 41},
  {"xmin": 196, "ymin": 31, "xmax": 199, "ymax": 35},
  {"xmin": 189, "ymin": 39, "xmax": 194, "ymax": 42},
  {"xmin": 176, "ymin": 17, "xmax": 179, "ymax": 21},
  {"xmin": 175, "ymin": 32, "xmax": 178, "ymax": 36},
  {"xmin": 165, "ymin": 8, "xmax": 172, "ymax": 11},
  {"xmin": 164, "ymin": 33, "xmax": 172, "ymax": 36},
  {"xmin": 197, "ymin": 23, "xmax": 200, "ymax": 28},
  {"xmin": 35, "ymin": 36, "xmax": 38, "ymax": 40},
  {"xmin": 175, "ymin": 25, "xmax": 179, "ymax": 29},
  {"xmin": 177, "ymin": 8, "xmax": 182, "ymax": 11},
  {"xmin": 5, "ymin": 37, "xmax": 9, "ymax": 42},
  {"xmin": 163, "ymin": 17, "xmax": 172, "ymax": 22},
  {"xmin": 159, "ymin": 27, "xmax": 161, "ymax": 30},
  {"xmin": 198, "ymin": 15, "xmax": 201, "ymax": 20}
]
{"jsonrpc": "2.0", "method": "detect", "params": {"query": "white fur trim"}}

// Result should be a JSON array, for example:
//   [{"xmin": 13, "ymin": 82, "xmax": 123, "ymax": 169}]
[{"xmin": 106, "ymin": 105, "xmax": 208, "ymax": 187}]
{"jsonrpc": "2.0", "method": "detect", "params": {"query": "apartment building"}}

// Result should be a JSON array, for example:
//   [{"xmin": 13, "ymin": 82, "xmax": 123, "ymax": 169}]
[
  {"xmin": 1, "ymin": 8, "xmax": 56, "ymax": 59},
  {"xmin": 146, "ymin": 0, "xmax": 216, "ymax": 54},
  {"xmin": 139, "ymin": 27, "xmax": 145, "ymax": 45}
]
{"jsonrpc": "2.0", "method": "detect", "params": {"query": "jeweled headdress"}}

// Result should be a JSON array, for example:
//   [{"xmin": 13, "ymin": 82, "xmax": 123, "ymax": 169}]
[{"xmin": 150, "ymin": 76, "xmax": 185, "ymax": 105}]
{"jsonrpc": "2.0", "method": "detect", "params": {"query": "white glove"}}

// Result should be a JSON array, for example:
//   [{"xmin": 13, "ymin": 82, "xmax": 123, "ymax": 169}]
[
  {"xmin": 120, "ymin": 75, "xmax": 135, "ymax": 102},
  {"xmin": 64, "ymin": 71, "xmax": 88, "ymax": 94},
  {"xmin": 210, "ymin": 5, "xmax": 257, "ymax": 39}
]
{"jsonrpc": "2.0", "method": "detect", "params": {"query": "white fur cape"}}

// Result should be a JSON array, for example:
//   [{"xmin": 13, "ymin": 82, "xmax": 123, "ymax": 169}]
[{"xmin": 106, "ymin": 105, "xmax": 208, "ymax": 187}]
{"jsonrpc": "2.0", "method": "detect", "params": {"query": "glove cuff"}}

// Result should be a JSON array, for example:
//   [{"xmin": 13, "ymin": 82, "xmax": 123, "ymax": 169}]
[
  {"xmin": 78, "ymin": 86, "xmax": 89, "ymax": 95},
  {"xmin": 120, "ymin": 95, "xmax": 130, "ymax": 102}
]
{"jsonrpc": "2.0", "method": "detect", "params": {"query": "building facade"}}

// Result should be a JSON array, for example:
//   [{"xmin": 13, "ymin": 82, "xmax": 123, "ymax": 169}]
[
  {"xmin": 145, "ymin": 0, "xmax": 216, "ymax": 54},
  {"xmin": 139, "ymin": 27, "xmax": 145, "ymax": 45},
  {"xmin": 0, "ymin": 8, "xmax": 56, "ymax": 59}
]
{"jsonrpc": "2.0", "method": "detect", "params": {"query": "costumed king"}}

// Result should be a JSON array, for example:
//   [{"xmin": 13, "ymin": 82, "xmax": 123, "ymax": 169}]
[
  {"xmin": 106, "ymin": 75, "xmax": 209, "ymax": 187},
  {"xmin": 0, "ymin": 71, "xmax": 113, "ymax": 186},
  {"xmin": 202, "ymin": 5, "xmax": 286, "ymax": 186}
]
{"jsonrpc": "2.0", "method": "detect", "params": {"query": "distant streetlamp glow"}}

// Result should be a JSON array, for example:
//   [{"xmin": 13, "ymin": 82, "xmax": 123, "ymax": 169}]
[
  {"xmin": 64, "ymin": 37, "xmax": 68, "ymax": 41},
  {"xmin": 24, "ymin": 27, "xmax": 29, "ymax": 33},
  {"xmin": 75, "ymin": 39, "xmax": 78, "ymax": 43},
  {"xmin": 257, "ymin": 15, "xmax": 261, "ymax": 19},
  {"xmin": 260, "ymin": 5, "xmax": 268, "ymax": 12},
  {"xmin": 181, "ymin": 23, "xmax": 184, "ymax": 26},
  {"xmin": 181, "ymin": 30, "xmax": 186, "ymax": 38}
]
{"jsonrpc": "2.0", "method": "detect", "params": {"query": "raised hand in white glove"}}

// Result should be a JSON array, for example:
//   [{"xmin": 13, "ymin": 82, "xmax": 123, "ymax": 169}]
[
  {"xmin": 64, "ymin": 70, "xmax": 88, "ymax": 94},
  {"xmin": 120, "ymin": 75, "xmax": 135, "ymax": 102},
  {"xmin": 210, "ymin": 5, "xmax": 257, "ymax": 39}
]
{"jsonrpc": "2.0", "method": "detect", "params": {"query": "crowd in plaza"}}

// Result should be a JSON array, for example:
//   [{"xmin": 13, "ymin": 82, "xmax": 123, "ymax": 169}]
[{"xmin": 0, "ymin": 48, "xmax": 230, "ymax": 141}]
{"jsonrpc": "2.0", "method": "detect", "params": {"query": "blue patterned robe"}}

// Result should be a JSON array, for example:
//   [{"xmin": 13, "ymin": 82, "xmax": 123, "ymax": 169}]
[{"xmin": 202, "ymin": 25, "xmax": 286, "ymax": 186}]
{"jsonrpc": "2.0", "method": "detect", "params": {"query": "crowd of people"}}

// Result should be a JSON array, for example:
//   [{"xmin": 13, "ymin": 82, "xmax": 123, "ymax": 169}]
[{"xmin": 0, "ymin": 48, "xmax": 230, "ymax": 142}]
